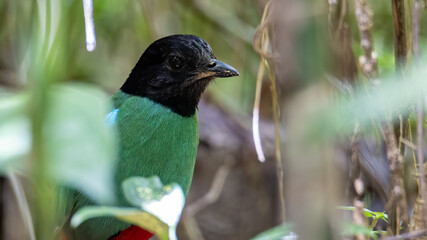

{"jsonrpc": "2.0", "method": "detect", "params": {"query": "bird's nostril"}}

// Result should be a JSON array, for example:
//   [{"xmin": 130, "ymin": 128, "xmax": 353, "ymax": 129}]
[{"xmin": 207, "ymin": 61, "xmax": 217, "ymax": 68}]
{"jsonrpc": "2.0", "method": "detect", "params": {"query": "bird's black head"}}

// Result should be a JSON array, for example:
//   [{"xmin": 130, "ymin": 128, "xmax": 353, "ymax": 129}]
[{"xmin": 121, "ymin": 34, "xmax": 239, "ymax": 117}]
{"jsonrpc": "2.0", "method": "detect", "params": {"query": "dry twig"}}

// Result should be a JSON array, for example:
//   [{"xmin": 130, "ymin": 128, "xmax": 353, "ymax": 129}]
[
  {"xmin": 252, "ymin": 0, "xmax": 286, "ymax": 222},
  {"xmin": 381, "ymin": 229, "xmax": 427, "ymax": 240},
  {"xmin": 183, "ymin": 160, "xmax": 234, "ymax": 240},
  {"xmin": 391, "ymin": 0, "xmax": 408, "ymax": 69}
]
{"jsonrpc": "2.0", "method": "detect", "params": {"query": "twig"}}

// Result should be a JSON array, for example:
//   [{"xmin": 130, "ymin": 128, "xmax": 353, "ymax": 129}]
[
  {"xmin": 328, "ymin": 0, "xmax": 338, "ymax": 36},
  {"xmin": 253, "ymin": 0, "xmax": 286, "ymax": 222},
  {"xmin": 355, "ymin": 0, "xmax": 378, "ymax": 79},
  {"xmin": 82, "ymin": 0, "xmax": 96, "ymax": 52},
  {"xmin": 356, "ymin": 0, "xmax": 378, "ymax": 80},
  {"xmin": 183, "ymin": 217, "xmax": 206, "ymax": 240},
  {"xmin": 391, "ymin": 0, "xmax": 407, "ymax": 70},
  {"xmin": 354, "ymin": 198, "xmax": 368, "ymax": 240},
  {"xmin": 183, "ymin": 160, "xmax": 233, "ymax": 240},
  {"xmin": 413, "ymin": 0, "xmax": 420, "ymax": 59},
  {"xmin": 184, "ymin": 160, "xmax": 233, "ymax": 218},
  {"xmin": 350, "ymin": 124, "xmax": 368, "ymax": 240},
  {"xmin": 417, "ymin": 98, "xmax": 427, "ymax": 230},
  {"xmin": 7, "ymin": 171, "xmax": 35, "ymax": 240},
  {"xmin": 333, "ymin": 0, "xmax": 347, "ymax": 39},
  {"xmin": 265, "ymin": 45, "xmax": 285, "ymax": 223},
  {"xmin": 383, "ymin": 122, "xmax": 410, "ymax": 233},
  {"xmin": 251, "ymin": 0, "xmax": 273, "ymax": 163},
  {"xmin": 381, "ymin": 229, "xmax": 427, "ymax": 240},
  {"xmin": 408, "ymin": 121, "xmax": 421, "ymax": 192}
]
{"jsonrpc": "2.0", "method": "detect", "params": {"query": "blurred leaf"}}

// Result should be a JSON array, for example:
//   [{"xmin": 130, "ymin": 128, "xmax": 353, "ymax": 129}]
[
  {"xmin": 307, "ymin": 67, "xmax": 427, "ymax": 142},
  {"xmin": 0, "ymin": 83, "xmax": 116, "ymax": 204},
  {"xmin": 251, "ymin": 223, "xmax": 294, "ymax": 240},
  {"xmin": 43, "ymin": 83, "xmax": 117, "ymax": 204},
  {"xmin": 72, "ymin": 176, "xmax": 186, "ymax": 240},
  {"xmin": 341, "ymin": 222, "xmax": 378, "ymax": 239},
  {"xmin": 0, "ymin": 92, "xmax": 30, "ymax": 171}
]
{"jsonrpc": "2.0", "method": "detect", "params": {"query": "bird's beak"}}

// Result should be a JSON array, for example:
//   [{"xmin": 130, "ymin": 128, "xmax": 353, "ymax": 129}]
[{"xmin": 198, "ymin": 59, "xmax": 240, "ymax": 79}]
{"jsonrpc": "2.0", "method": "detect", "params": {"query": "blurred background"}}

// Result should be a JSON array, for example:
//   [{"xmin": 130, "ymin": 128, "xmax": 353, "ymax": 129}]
[{"xmin": 2, "ymin": 0, "xmax": 427, "ymax": 239}]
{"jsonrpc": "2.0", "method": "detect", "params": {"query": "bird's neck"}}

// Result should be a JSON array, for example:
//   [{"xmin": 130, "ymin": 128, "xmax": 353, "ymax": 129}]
[{"xmin": 120, "ymin": 79, "xmax": 201, "ymax": 117}]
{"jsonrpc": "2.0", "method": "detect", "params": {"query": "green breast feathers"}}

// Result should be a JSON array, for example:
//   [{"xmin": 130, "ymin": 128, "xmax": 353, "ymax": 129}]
[{"xmin": 112, "ymin": 90, "xmax": 199, "ymax": 200}]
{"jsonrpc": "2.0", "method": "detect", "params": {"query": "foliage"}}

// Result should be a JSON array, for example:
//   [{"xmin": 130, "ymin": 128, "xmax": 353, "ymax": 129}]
[
  {"xmin": 250, "ymin": 223, "xmax": 293, "ymax": 240},
  {"xmin": 341, "ymin": 222, "xmax": 379, "ymax": 239},
  {"xmin": 338, "ymin": 206, "xmax": 388, "ymax": 230},
  {"xmin": 72, "ymin": 176, "xmax": 185, "ymax": 240},
  {"xmin": 0, "ymin": 83, "xmax": 116, "ymax": 201}
]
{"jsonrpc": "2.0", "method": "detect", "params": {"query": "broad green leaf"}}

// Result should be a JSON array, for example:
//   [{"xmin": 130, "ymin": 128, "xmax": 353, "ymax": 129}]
[
  {"xmin": 122, "ymin": 176, "xmax": 185, "ymax": 228},
  {"xmin": 0, "ymin": 84, "xmax": 116, "ymax": 204},
  {"xmin": 72, "ymin": 176, "xmax": 186, "ymax": 240},
  {"xmin": 0, "ymin": 92, "xmax": 30, "ymax": 170},
  {"xmin": 43, "ymin": 83, "xmax": 117, "ymax": 203},
  {"xmin": 71, "ymin": 206, "xmax": 168, "ymax": 240},
  {"xmin": 251, "ymin": 223, "xmax": 293, "ymax": 240}
]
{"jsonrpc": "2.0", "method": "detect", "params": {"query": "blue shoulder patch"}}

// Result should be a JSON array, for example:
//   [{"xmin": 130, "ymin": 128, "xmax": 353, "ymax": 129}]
[{"xmin": 106, "ymin": 109, "xmax": 119, "ymax": 126}]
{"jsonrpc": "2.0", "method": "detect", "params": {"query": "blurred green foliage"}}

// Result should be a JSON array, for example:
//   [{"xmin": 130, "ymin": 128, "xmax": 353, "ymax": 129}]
[
  {"xmin": 72, "ymin": 176, "xmax": 185, "ymax": 240},
  {"xmin": 250, "ymin": 223, "xmax": 293, "ymax": 240}
]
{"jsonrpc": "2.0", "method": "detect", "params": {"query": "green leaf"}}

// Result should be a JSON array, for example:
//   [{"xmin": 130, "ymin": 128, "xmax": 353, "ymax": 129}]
[
  {"xmin": 251, "ymin": 223, "xmax": 293, "ymax": 240},
  {"xmin": 122, "ymin": 176, "xmax": 185, "ymax": 230},
  {"xmin": 337, "ymin": 206, "xmax": 388, "ymax": 221},
  {"xmin": 43, "ymin": 83, "xmax": 117, "ymax": 204},
  {"xmin": 71, "ymin": 206, "xmax": 168, "ymax": 240},
  {"xmin": 341, "ymin": 222, "xmax": 378, "ymax": 239},
  {"xmin": 0, "ymin": 92, "xmax": 30, "ymax": 171},
  {"xmin": 72, "ymin": 176, "xmax": 186, "ymax": 240},
  {"xmin": 0, "ymin": 84, "xmax": 116, "ymax": 204},
  {"xmin": 373, "ymin": 212, "xmax": 388, "ymax": 222}
]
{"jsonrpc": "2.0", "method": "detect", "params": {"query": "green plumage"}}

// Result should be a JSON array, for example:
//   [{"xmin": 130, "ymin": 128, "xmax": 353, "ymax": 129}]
[
  {"xmin": 113, "ymin": 90, "xmax": 199, "ymax": 198},
  {"xmin": 74, "ymin": 91, "xmax": 199, "ymax": 239}
]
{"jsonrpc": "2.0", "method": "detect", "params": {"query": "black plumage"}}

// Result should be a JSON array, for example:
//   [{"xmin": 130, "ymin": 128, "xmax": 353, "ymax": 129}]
[{"xmin": 121, "ymin": 34, "xmax": 239, "ymax": 117}]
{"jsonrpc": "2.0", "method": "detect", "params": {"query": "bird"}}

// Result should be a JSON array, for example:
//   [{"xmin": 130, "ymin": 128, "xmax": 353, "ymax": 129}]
[{"xmin": 71, "ymin": 34, "xmax": 239, "ymax": 240}]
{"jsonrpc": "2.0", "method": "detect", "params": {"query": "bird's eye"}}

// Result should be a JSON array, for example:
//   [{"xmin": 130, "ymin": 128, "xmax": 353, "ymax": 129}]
[{"xmin": 168, "ymin": 56, "xmax": 184, "ymax": 70}]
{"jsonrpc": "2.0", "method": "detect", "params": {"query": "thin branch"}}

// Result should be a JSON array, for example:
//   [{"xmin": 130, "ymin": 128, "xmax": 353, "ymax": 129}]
[
  {"xmin": 391, "ymin": 0, "xmax": 407, "ymax": 70},
  {"xmin": 383, "ymin": 121, "xmax": 410, "ymax": 233},
  {"xmin": 381, "ymin": 229, "xmax": 427, "ymax": 240},
  {"xmin": 413, "ymin": 0, "xmax": 420, "ymax": 58},
  {"xmin": 182, "ymin": 160, "xmax": 234, "ymax": 240},
  {"xmin": 408, "ymin": 120, "xmax": 421, "ymax": 192},
  {"xmin": 251, "ymin": 1, "xmax": 273, "ymax": 163},
  {"xmin": 417, "ymin": 97, "xmax": 427, "ymax": 230},
  {"xmin": 7, "ymin": 172, "xmax": 35, "ymax": 240},
  {"xmin": 82, "ymin": 0, "xmax": 96, "ymax": 52},
  {"xmin": 183, "ymin": 217, "xmax": 206, "ymax": 240},
  {"xmin": 355, "ymin": 0, "xmax": 378, "ymax": 79},
  {"xmin": 184, "ymin": 160, "xmax": 233, "ymax": 218},
  {"xmin": 253, "ymin": 0, "xmax": 286, "ymax": 222},
  {"xmin": 335, "ymin": 0, "xmax": 347, "ymax": 39},
  {"xmin": 265, "ymin": 48, "xmax": 285, "ymax": 223}
]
